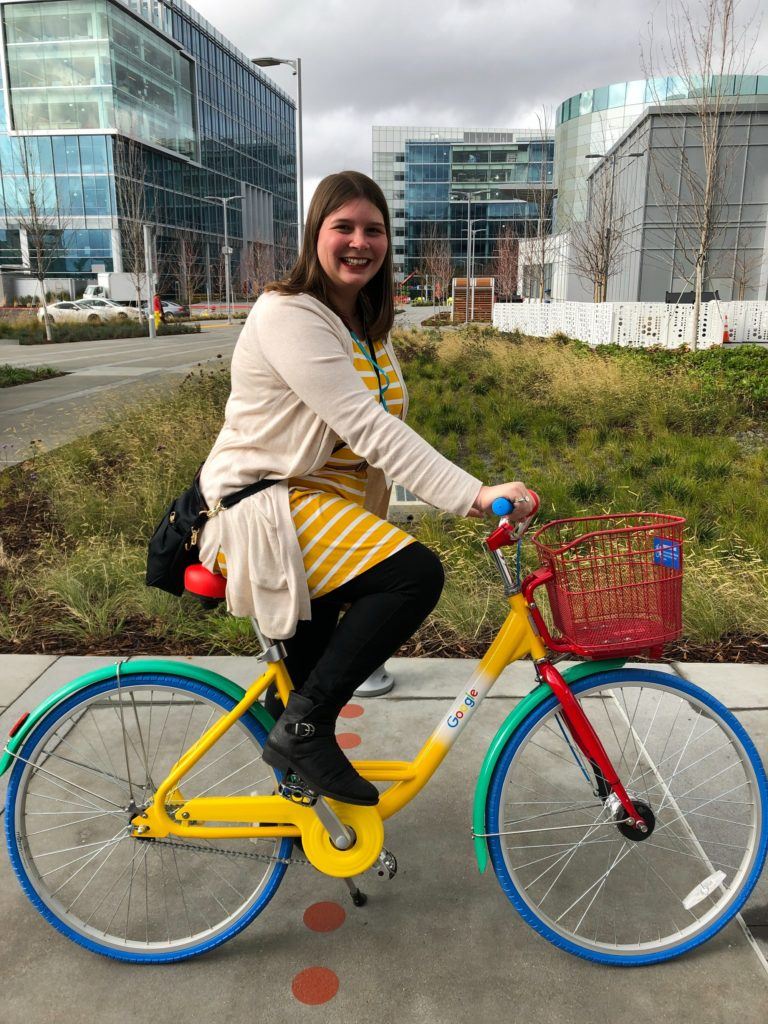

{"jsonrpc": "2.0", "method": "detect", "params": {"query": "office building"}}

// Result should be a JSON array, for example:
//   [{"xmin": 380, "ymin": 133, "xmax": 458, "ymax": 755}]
[
  {"xmin": 372, "ymin": 126, "xmax": 554, "ymax": 286},
  {"xmin": 554, "ymin": 74, "xmax": 768, "ymax": 230},
  {"xmin": 0, "ymin": 0, "xmax": 297, "ymax": 298},
  {"xmin": 582, "ymin": 98, "xmax": 768, "ymax": 301}
]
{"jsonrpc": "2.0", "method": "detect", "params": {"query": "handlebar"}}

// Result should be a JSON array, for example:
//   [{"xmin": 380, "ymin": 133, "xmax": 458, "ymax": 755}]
[{"xmin": 485, "ymin": 490, "xmax": 540, "ymax": 551}]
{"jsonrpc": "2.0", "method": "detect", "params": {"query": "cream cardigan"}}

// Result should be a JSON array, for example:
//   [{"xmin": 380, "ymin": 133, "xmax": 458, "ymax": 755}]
[{"xmin": 199, "ymin": 291, "xmax": 482, "ymax": 639}]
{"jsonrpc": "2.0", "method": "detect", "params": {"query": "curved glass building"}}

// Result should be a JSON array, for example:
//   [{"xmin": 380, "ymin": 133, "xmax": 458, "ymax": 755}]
[{"xmin": 554, "ymin": 74, "xmax": 768, "ymax": 227}]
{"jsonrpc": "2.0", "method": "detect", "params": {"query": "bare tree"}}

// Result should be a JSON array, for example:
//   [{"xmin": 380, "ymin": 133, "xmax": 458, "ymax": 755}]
[
  {"xmin": 568, "ymin": 162, "xmax": 630, "ymax": 301},
  {"xmin": 239, "ymin": 240, "xmax": 275, "ymax": 299},
  {"xmin": 732, "ymin": 246, "xmax": 765, "ymax": 300},
  {"xmin": 642, "ymin": 0, "xmax": 758, "ymax": 344},
  {"xmin": 14, "ymin": 136, "xmax": 63, "ymax": 341},
  {"xmin": 523, "ymin": 107, "xmax": 556, "ymax": 299},
  {"xmin": 113, "ymin": 137, "xmax": 149, "ymax": 318},
  {"xmin": 493, "ymin": 225, "xmax": 519, "ymax": 301},
  {"xmin": 420, "ymin": 226, "xmax": 453, "ymax": 304},
  {"xmin": 176, "ymin": 229, "xmax": 206, "ymax": 305}
]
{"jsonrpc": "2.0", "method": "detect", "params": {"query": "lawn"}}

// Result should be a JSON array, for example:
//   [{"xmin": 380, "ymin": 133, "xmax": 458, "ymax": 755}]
[{"xmin": 0, "ymin": 326, "xmax": 765, "ymax": 661}]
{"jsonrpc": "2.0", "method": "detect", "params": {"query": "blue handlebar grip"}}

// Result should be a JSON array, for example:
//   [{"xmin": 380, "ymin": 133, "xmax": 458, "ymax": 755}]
[{"xmin": 492, "ymin": 497, "xmax": 514, "ymax": 516}]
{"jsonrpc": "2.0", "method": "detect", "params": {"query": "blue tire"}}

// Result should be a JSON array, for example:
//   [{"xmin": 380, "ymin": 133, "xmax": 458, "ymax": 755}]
[
  {"xmin": 5, "ymin": 673, "xmax": 292, "ymax": 963},
  {"xmin": 486, "ymin": 669, "xmax": 768, "ymax": 965}
]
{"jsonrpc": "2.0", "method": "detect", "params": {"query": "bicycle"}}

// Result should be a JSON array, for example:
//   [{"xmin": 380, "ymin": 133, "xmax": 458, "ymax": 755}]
[{"xmin": 3, "ymin": 495, "xmax": 766, "ymax": 966}]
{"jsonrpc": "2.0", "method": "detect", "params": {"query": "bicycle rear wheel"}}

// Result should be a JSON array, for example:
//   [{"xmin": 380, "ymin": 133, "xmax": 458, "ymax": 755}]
[
  {"xmin": 5, "ymin": 672, "xmax": 291, "ymax": 963},
  {"xmin": 486, "ymin": 668, "xmax": 768, "ymax": 965}
]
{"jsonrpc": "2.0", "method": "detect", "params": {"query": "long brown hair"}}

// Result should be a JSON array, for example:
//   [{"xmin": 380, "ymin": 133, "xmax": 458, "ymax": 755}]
[{"xmin": 266, "ymin": 170, "xmax": 395, "ymax": 339}]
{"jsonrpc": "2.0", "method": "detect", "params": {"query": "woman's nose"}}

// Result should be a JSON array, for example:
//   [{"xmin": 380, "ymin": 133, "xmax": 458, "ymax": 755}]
[{"xmin": 349, "ymin": 230, "xmax": 369, "ymax": 249}]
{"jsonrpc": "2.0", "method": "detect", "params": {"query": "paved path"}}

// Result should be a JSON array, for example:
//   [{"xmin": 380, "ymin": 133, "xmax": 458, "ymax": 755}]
[
  {"xmin": 0, "ymin": 655, "xmax": 766, "ymax": 1023},
  {"xmin": 0, "ymin": 327, "xmax": 240, "ymax": 465}
]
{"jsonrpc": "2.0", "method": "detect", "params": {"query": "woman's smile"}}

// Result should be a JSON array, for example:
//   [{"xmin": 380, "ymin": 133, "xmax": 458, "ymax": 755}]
[{"xmin": 317, "ymin": 197, "xmax": 388, "ymax": 304}]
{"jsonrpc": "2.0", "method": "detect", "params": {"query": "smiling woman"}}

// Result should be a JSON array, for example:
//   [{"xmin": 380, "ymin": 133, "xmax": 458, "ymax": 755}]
[{"xmin": 195, "ymin": 169, "xmax": 531, "ymax": 806}]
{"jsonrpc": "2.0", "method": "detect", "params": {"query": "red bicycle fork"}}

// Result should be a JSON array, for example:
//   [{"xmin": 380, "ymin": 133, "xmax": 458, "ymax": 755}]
[{"xmin": 537, "ymin": 661, "xmax": 648, "ymax": 829}]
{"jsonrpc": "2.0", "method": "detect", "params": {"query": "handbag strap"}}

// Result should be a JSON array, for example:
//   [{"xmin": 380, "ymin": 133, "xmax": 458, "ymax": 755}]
[{"xmin": 204, "ymin": 477, "xmax": 281, "ymax": 521}]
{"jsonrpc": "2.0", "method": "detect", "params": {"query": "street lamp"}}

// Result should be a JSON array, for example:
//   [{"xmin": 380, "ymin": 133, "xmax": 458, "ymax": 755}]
[
  {"xmin": 451, "ymin": 193, "xmax": 528, "ymax": 320},
  {"xmin": 449, "ymin": 189, "xmax": 474, "ymax": 322},
  {"xmin": 469, "ymin": 224, "xmax": 487, "ymax": 320},
  {"xmin": 203, "ymin": 194, "xmax": 241, "ymax": 324},
  {"xmin": 252, "ymin": 57, "xmax": 304, "ymax": 249},
  {"xmin": 586, "ymin": 150, "xmax": 644, "ymax": 301}
]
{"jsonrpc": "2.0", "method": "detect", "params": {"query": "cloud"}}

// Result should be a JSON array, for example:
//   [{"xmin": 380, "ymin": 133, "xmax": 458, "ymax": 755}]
[{"xmin": 193, "ymin": 0, "xmax": 768, "ymax": 192}]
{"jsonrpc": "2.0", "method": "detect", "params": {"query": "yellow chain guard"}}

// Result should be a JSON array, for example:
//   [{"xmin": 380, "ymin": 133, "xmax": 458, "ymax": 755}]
[{"xmin": 301, "ymin": 802, "xmax": 384, "ymax": 877}]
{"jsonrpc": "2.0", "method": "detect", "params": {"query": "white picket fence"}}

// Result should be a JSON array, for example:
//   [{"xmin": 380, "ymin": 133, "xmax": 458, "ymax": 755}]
[{"xmin": 492, "ymin": 300, "xmax": 768, "ymax": 349}]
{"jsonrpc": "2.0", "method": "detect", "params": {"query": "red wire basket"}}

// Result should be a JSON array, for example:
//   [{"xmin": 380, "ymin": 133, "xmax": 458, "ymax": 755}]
[{"xmin": 531, "ymin": 513, "xmax": 685, "ymax": 657}]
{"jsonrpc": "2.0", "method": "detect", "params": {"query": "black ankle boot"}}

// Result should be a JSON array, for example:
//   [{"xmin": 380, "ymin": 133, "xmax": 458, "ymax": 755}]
[{"xmin": 262, "ymin": 692, "xmax": 378, "ymax": 806}]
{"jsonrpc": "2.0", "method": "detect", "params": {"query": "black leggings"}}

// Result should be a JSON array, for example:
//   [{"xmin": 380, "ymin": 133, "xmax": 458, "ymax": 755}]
[{"xmin": 266, "ymin": 541, "xmax": 443, "ymax": 716}]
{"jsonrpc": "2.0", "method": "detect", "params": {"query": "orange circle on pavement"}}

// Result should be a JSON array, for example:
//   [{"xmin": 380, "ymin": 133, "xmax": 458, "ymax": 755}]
[
  {"xmin": 303, "ymin": 901, "xmax": 346, "ymax": 933},
  {"xmin": 292, "ymin": 967, "xmax": 339, "ymax": 1005},
  {"xmin": 337, "ymin": 732, "xmax": 361, "ymax": 749},
  {"xmin": 340, "ymin": 703, "xmax": 364, "ymax": 719}
]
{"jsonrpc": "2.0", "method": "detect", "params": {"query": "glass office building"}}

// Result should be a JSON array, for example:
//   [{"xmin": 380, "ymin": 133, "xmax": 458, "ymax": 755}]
[
  {"xmin": 373, "ymin": 126, "xmax": 554, "ymax": 284},
  {"xmin": 0, "ymin": 0, "xmax": 296, "ymax": 288},
  {"xmin": 554, "ymin": 74, "xmax": 768, "ymax": 228}
]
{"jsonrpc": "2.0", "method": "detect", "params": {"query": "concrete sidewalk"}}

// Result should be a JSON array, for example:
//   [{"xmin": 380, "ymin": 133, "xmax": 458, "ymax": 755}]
[{"xmin": 0, "ymin": 654, "xmax": 766, "ymax": 1023}]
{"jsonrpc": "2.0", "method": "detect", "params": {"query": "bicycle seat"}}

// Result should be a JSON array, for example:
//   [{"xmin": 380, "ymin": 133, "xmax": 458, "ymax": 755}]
[{"xmin": 184, "ymin": 563, "xmax": 227, "ymax": 605}]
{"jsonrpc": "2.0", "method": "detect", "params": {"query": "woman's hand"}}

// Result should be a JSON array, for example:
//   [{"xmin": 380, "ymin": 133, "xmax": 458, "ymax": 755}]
[{"xmin": 469, "ymin": 482, "xmax": 532, "ymax": 521}]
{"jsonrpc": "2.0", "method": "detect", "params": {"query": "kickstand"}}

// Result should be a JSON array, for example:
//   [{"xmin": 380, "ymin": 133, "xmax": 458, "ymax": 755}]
[{"xmin": 343, "ymin": 877, "xmax": 367, "ymax": 907}]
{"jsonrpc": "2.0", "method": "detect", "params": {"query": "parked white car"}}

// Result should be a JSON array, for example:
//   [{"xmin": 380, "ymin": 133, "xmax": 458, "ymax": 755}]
[
  {"xmin": 37, "ymin": 299, "xmax": 141, "ymax": 325},
  {"xmin": 76, "ymin": 298, "xmax": 141, "ymax": 320},
  {"xmin": 37, "ymin": 301, "xmax": 95, "ymax": 324}
]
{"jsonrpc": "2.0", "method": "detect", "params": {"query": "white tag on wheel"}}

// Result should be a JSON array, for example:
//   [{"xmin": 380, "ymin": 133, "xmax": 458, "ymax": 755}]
[{"xmin": 682, "ymin": 871, "xmax": 727, "ymax": 910}]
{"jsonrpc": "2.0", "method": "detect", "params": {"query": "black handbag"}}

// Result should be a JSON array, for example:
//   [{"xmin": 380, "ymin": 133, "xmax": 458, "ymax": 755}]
[{"xmin": 146, "ymin": 471, "xmax": 281, "ymax": 596}]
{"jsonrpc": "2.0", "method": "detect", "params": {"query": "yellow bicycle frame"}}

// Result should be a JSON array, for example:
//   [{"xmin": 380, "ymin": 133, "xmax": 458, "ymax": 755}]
[{"xmin": 133, "ymin": 591, "xmax": 548, "ymax": 867}]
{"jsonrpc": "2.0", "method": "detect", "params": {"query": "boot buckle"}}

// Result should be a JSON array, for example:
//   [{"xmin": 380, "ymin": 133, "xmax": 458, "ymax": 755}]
[{"xmin": 289, "ymin": 722, "xmax": 315, "ymax": 738}]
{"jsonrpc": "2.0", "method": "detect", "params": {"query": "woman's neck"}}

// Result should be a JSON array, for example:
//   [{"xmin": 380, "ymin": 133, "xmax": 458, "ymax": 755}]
[{"xmin": 329, "ymin": 288, "xmax": 365, "ymax": 336}]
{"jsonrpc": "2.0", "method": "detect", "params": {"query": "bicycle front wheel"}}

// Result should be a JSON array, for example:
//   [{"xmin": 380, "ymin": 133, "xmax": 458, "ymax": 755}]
[
  {"xmin": 5, "ymin": 672, "xmax": 291, "ymax": 963},
  {"xmin": 486, "ymin": 668, "xmax": 768, "ymax": 965}
]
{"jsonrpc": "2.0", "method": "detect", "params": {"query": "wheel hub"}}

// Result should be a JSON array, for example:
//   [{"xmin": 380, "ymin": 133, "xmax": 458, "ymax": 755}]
[{"xmin": 616, "ymin": 799, "xmax": 656, "ymax": 842}]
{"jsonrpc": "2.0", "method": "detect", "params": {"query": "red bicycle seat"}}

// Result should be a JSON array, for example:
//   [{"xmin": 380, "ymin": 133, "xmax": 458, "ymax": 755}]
[{"xmin": 184, "ymin": 563, "xmax": 227, "ymax": 600}]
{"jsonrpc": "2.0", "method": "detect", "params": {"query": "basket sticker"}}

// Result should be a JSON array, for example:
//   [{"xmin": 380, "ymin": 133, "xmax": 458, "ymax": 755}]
[{"xmin": 653, "ymin": 536, "xmax": 681, "ymax": 569}]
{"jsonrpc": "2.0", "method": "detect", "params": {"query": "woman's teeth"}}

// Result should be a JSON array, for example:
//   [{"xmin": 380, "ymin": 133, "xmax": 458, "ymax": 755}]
[{"xmin": 341, "ymin": 257, "xmax": 370, "ymax": 265}]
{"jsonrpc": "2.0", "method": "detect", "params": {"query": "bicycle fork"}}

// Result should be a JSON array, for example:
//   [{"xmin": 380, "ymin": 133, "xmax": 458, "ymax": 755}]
[{"xmin": 537, "ymin": 660, "xmax": 649, "ymax": 832}]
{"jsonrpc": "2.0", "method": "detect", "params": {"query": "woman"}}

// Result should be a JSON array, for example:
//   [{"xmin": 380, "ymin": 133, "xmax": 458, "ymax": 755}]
[{"xmin": 199, "ymin": 171, "xmax": 530, "ymax": 807}]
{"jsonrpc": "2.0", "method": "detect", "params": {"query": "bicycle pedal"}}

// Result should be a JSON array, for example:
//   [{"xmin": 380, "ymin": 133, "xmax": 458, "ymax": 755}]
[
  {"xmin": 278, "ymin": 773, "xmax": 319, "ymax": 806},
  {"xmin": 374, "ymin": 847, "xmax": 397, "ymax": 881}
]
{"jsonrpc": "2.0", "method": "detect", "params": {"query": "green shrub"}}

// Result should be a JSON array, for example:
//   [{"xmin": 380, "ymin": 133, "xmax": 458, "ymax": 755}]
[
  {"xmin": 1, "ymin": 319, "xmax": 201, "ymax": 344},
  {"xmin": 0, "ymin": 364, "xmax": 63, "ymax": 388}
]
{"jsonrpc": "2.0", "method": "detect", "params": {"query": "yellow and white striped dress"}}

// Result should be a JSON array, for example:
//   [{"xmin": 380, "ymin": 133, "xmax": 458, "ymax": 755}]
[{"xmin": 217, "ymin": 335, "xmax": 414, "ymax": 599}]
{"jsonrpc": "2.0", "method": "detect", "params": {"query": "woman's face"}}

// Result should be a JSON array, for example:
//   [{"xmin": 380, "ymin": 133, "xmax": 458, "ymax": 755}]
[{"xmin": 316, "ymin": 197, "xmax": 388, "ymax": 304}]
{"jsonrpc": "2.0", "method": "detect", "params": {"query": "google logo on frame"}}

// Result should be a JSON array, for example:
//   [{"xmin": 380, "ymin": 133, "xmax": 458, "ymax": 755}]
[{"xmin": 447, "ymin": 689, "xmax": 480, "ymax": 728}]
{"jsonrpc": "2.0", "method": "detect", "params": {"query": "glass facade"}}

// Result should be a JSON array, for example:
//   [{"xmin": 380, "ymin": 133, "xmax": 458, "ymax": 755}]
[
  {"xmin": 0, "ymin": 0, "xmax": 297, "ymax": 292},
  {"xmin": 554, "ymin": 75, "xmax": 768, "ymax": 228},
  {"xmin": 374, "ymin": 127, "xmax": 554, "ymax": 283},
  {"xmin": 4, "ymin": 1, "xmax": 196, "ymax": 157}
]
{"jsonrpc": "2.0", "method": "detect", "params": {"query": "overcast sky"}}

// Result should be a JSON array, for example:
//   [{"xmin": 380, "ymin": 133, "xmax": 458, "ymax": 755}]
[{"xmin": 192, "ymin": 0, "xmax": 766, "ymax": 207}]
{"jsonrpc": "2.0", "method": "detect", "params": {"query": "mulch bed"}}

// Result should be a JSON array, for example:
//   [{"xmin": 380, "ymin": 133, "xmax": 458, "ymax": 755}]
[{"xmin": 4, "ymin": 622, "xmax": 767, "ymax": 664}]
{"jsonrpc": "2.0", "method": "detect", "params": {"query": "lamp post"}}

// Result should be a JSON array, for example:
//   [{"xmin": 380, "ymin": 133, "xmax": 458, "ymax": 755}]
[
  {"xmin": 450, "ymin": 189, "xmax": 474, "ymax": 322},
  {"xmin": 451, "ymin": 191, "xmax": 530, "ymax": 320},
  {"xmin": 468, "ymin": 223, "xmax": 488, "ymax": 320},
  {"xmin": 252, "ymin": 57, "xmax": 304, "ymax": 249},
  {"xmin": 585, "ymin": 150, "xmax": 644, "ymax": 302},
  {"xmin": 203, "ymin": 194, "xmax": 241, "ymax": 324}
]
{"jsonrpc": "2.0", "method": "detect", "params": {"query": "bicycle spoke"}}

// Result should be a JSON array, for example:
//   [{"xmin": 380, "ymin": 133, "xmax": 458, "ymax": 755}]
[
  {"xmin": 493, "ymin": 676, "xmax": 764, "ymax": 958},
  {"xmin": 11, "ymin": 678, "xmax": 288, "ymax": 957}
]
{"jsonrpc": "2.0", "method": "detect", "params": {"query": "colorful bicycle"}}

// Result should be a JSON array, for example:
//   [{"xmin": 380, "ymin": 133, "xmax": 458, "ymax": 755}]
[{"xmin": 3, "ymin": 496, "xmax": 766, "ymax": 965}]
